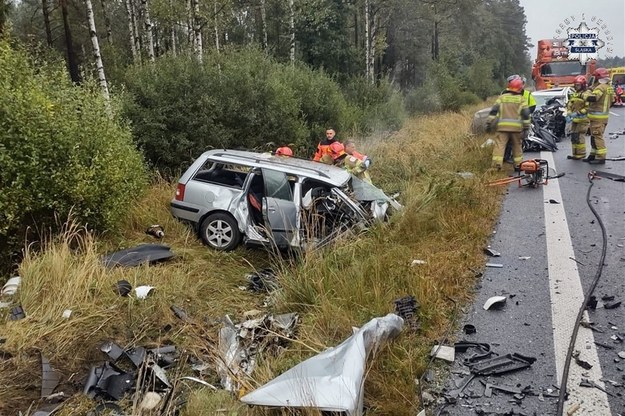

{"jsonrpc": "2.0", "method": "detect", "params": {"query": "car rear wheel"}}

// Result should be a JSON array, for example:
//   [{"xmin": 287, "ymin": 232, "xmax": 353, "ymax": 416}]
[{"xmin": 200, "ymin": 213, "xmax": 241, "ymax": 251}]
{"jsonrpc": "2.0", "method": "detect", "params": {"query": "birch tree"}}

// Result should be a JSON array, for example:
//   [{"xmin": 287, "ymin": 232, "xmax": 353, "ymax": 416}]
[
  {"xmin": 365, "ymin": 0, "xmax": 372, "ymax": 81},
  {"xmin": 85, "ymin": 0, "xmax": 110, "ymax": 102},
  {"xmin": 213, "ymin": 0, "xmax": 220, "ymax": 53},
  {"xmin": 124, "ymin": 0, "xmax": 141, "ymax": 63},
  {"xmin": 288, "ymin": 0, "xmax": 295, "ymax": 63},
  {"xmin": 141, "ymin": 0, "xmax": 155, "ymax": 62},
  {"xmin": 192, "ymin": 0, "xmax": 202, "ymax": 61},
  {"xmin": 259, "ymin": 0, "xmax": 267, "ymax": 52}
]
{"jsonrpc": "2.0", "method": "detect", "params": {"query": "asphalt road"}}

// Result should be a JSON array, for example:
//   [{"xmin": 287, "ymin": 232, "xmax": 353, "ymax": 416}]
[{"xmin": 435, "ymin": 106, "xmax": 625, "ymax": 416}]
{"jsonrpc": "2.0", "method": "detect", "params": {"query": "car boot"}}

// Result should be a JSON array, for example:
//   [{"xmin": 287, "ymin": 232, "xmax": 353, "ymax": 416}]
[
  {"xmin": 581, "ymin": 155, "xmax": 595, "ymax": 163},
  {"xmin": 567, "ymin": 155, "xmax": 583, "ymax": 160},
  {"xmin": 588, "ymin": 158, "xmax": 606, "ymax": 165}
]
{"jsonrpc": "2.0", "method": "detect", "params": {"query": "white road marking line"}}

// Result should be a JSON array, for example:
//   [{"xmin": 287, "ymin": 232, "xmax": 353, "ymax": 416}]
[
  {"xmin": 609, "ymin": 111, "xmax": 620, "ymax": 116},
  {"xmin": 541, "ymin": 151, "xmax": 611, "ymax": 415}
]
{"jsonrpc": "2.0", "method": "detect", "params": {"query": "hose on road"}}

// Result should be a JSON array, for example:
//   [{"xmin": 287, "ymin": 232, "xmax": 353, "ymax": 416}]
[{"xmin": 556, "ymin": 173, "xmax": 609, "ymax": 416}]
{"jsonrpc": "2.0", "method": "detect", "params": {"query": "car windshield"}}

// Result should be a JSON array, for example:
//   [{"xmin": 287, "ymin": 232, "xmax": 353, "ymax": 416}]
[
  {"xmin": 540, "ymin": 61, "xmax": 585, "ymax": 77},
  {"xmin": 349, "ymin": 176, "xmax": 390, "ymax": 201},
  {"xmin": 533, "ymin": 90, "xmax": 567, "ymax": 108}
]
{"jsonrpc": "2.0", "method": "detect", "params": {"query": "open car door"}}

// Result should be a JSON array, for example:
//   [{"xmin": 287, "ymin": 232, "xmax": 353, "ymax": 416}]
[{"xmin": 261, "ymin": 169, "xmax": 297, "ymax": 248}]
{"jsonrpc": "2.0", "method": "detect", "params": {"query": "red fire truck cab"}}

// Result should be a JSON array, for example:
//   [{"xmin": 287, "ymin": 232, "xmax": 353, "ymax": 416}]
[{"xmin": 531, "ymin": 39, "xmax": 596, "ymax": 91}]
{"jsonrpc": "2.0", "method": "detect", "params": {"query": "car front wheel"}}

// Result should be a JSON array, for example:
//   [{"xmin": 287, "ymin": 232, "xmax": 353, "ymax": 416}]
[{"xmin": 200, "ymin": 213, "xmax": 241, "ymax": 251}]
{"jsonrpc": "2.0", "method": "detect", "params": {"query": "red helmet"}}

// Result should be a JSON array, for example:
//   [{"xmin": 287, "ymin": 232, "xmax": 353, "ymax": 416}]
[
  {"xmin": 507, "ymin": 78, "xmax": 523, "ymax": 92},
  {"xmin": 594, "ymin": 68, "xmax": 609, "ymax": 80},
  {"xmin": 574, "ymin": 75, "xmax": 587, "ymax": 89},
  {"xmin": 275, "ymin": 146, "xmax": 293, "ymax": 157},
  {"xmin": 329, "ymin": 141, "xmax": 345, "ymax": 160}
]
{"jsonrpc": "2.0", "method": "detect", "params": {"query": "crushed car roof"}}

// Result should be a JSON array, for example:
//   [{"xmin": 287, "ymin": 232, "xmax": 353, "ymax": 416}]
[{"xmin": 199, "ymin": 149, "xmax": 352, "ymax": 187}]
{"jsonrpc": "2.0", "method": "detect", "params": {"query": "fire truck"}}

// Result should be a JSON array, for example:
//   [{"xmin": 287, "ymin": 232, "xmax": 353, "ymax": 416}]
[{"xmin": 531, "ymin": 39, "xmax": 596, "ymax": 91}]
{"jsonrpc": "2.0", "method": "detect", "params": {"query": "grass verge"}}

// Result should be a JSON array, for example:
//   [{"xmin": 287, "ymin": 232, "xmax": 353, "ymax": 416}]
[{"xmin": 0, "ymin": 103, "xmax": 504, "ymax": 415}]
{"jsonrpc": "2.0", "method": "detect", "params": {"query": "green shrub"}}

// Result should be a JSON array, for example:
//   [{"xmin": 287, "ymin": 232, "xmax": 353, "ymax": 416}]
[
  {"xmin": 121, "ymin": 49, "xmax": 407, "ymax": 172},
  {"xmin": 343, "ymin": 77, "xmax": 406, "ymax": 133},
  {"xmin": 0, "ymin": 40, "xmax": 147, "ymax": 269},
  {"xmin": 404, "ymin": 80, "xmax": 443, "ymax": 115}
]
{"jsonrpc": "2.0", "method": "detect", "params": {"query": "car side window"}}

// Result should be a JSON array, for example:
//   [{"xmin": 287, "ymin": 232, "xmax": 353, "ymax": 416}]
[
  {"xmin": 261, "ymin": 168, "xmax": 293, "ymax": 201},
  {"xmin": 192, "ymin": 162, "xmax": 250, "ymax": 189}
]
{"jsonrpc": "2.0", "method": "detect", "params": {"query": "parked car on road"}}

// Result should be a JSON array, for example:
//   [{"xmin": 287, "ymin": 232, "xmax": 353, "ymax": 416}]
[{"xmin": 171, "ymin": 149, "xmax": 400, "ymax": 251}]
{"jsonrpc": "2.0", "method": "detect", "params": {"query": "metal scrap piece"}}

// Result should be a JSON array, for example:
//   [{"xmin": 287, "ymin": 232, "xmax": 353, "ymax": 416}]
[
  {"xmin": 579, "ymin": 378, "xmax": 615, "ymax": 397},
  {"xmin": 84, "ymin": 362, "xmax": 125, "ymax": 398},
  {"xmin": 483, "ymin": 296, "xmax": 507, "ymax": 310},
  {"xmin": 100, "ymin": 341, "xmax": 125, "ymax": 362},
  {"xmin": 124, "ymin": 347, "xmax": 146, "ymax": 368},
  {"xmin": 33, "ymin": 403, "xmax": 63, "ymax": 416},
  {"xmin": 484, "ymin": 248, "xmax": 501, "ymax": 257},
  {"xmin": 103, "ymin": 372, "xmax": 135, "ymax": 400},
  {"xmin": 467, "ymin": 353, "xmax": 536, "ymax": 376},
  {"xmin": 41, "ymin": 354, "xmax": 62, "ymax": 397}
]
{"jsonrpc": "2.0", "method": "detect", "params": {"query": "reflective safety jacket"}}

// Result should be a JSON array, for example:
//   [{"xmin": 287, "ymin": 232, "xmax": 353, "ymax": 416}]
[
  {"xmin": 313, "ymin": 139, "xmax": 337, "ymax": 161},
  {"xmin": 488, "ymin": 91, "xmax": 531, "ymax": 133},
  {"xmin": 522, "ymin": 90, "xmax": 537, "ymax": 113},
  {"xmin": 340, "ymin": 155, "xmax": 372, "ymax": 183},
  {"xmin": 586, "ymin": 83, "xmax": 613, "ymax": 122},
  {"xmin": 566, "ymin": 91, "xmax": 589, "ymax": 124}
]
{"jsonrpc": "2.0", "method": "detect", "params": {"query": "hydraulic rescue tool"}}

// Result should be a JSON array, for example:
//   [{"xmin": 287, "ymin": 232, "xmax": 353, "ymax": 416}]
[{"xmin": 487, "ymin": 159, "xmax": 562, "ymax": 188}]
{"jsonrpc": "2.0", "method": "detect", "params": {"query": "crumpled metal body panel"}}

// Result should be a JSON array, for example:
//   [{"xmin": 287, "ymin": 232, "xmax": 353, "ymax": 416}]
[{"xmin": 240, "ymin": 313, "xmax": 403, "ymax": 415}]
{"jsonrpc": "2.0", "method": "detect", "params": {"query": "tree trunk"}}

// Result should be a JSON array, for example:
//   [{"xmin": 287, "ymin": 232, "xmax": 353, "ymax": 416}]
[
  {"xmin": 364, "ymin": 0, "xmax": 373, "ymax": 82},
  {"xmin": 288, "ymin": 0, "xmax": 295, "ymax": 64},
  {"xmin": 124, "ymin": 0, "xmax": 140, "ymax": 63},
  {"xmin": 432, "ymin": 20, "xmax": 439, "ymax": 61},
  {"xmin": 85, "ymin": 0, "xmax": 110, "ymax": 102},
  {"xmin": 192, "ymin": 0, "xmax": 203, "ymax": 62},
  {"xmin": 99, "ymin": 0, "xmax": 113, "ymax": 45},
  {"xmin": 169, "ymin": 0, "xmax": 177, "ymax": 56},
  {"xmin": 186, "ymin": 0, "xmax": 194, "ymax": 48},
  {"xmin": 42, "ymin": 0, "xmax": 53, "ymax": 46},
  {"xmin": 259, "ymin": 0, "xmax": 267, "ymax": 52},
  {"xmin": 141, "ymin": 0, "xmax": 155, "ymax": 62},
  {"xmin": 214, "ymin": 0, "xmax": 220, "ymax": 53},
  {"xmin": 60, "ymin": 0, "xmax": 81, "ymax": 83}
]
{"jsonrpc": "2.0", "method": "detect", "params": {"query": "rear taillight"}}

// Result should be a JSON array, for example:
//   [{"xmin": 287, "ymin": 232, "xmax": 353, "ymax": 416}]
[{"xmin": 175, "ymin": 183, "xmax": 186, "ymax": 201}]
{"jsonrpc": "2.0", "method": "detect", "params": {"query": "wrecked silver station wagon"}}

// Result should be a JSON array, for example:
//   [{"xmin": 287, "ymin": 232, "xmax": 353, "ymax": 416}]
[{"xmin": 170, "ymin": 149, "xmax": 400, "ymax": 251}]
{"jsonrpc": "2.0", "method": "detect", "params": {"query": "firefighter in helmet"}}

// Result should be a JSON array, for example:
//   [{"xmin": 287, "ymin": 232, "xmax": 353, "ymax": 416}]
[
  {"xmin": 583, "ymin": 68, "xmax": 614, "ymax": 164},
  {"xmin": 275, "ymin": 146, "xmax": 293, "ymax": 157},
  {"xmin": 566, "ymin": 75, "xmax": 590, "ymax": 160},
  {"xmin": 486, "ymin": 77, "xmax": 531, "ymax": 171},
  {"xmin": 321, "ymin": 142, "xmax": 371, "ymax": 183}
]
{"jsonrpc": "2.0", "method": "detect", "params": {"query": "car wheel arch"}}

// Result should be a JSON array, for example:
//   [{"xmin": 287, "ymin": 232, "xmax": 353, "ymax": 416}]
[{"xmin": 198, "ymin": 211, "xmax": 243, "ymax": 251}]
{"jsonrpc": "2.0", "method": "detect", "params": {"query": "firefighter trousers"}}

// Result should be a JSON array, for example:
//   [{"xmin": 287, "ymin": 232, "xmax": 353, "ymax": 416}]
[
  {"xmin": 492, "ymin": 131, "xmax": 523, "ymax": 169},
  {"xmin": 589, "ymin": 120, "xmax": 608, "ymax": 160},
  {"xmin": 570, "ymin": 122, "xmax": 589, "ymax": 158}
]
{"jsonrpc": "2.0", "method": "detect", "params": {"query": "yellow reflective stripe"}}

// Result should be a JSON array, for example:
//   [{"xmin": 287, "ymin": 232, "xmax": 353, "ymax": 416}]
[
  {"xmin": 588, "ymin": 113, "xmax": 608, "ymax": 120},
  {"xmin": 596, "ymin": 148, "xmax": 607, "ymax": 155},
  {"xmin": 498, "ymin": 121, "xmax": 523, "ymax": 127}
]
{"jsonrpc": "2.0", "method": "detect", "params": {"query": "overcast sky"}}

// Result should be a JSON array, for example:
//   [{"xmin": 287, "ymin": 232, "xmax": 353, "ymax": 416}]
[{"xmin": 519, "ymin": 0, "xmax": 625, "ymax": 61}]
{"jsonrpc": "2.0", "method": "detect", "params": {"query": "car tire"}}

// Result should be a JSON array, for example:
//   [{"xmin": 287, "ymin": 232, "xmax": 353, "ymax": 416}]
[{"xmin": 199, "ymin": 213, "xmax": 241, "ymax": 251}]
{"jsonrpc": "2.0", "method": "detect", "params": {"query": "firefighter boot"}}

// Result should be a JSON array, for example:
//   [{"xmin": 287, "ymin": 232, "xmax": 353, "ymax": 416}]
[
  {"xmin": 582, "ymin": 155, "xmax": 595, "ymax": 163},
  {"xmin": 588, "ymin": 158, "xmax": 606, "ymax": 165},
  {"xmin": 567, "ymin": 155, "xmax": 583, "ymax": 160}
]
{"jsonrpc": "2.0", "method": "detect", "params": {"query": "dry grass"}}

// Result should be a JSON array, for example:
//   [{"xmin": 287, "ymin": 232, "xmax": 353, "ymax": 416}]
[{"xmin": 0, "ymin": 103, "xmax": 505, "ymax": 415}]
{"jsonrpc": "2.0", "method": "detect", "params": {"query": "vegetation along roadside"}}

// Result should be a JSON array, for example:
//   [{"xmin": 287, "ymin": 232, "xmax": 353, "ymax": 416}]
[{"xmin": 0, "ymin": 101, "xmax": 503, "ymax": 415}]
